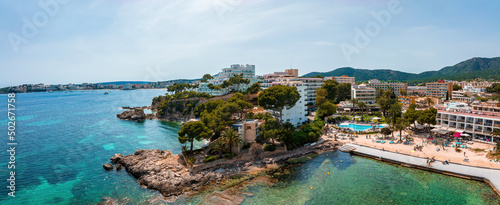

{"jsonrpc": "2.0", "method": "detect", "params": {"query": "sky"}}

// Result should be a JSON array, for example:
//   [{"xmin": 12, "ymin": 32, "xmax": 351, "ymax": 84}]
[{"xmin": 1, "ymin": 0, "xmax": 500, "ymax": 87}]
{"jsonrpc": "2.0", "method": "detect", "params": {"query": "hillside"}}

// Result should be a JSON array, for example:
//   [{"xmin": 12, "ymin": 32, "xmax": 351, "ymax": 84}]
[{"xmin": 302, "ymin": 57, "xmax": 500, "ymax": 83}]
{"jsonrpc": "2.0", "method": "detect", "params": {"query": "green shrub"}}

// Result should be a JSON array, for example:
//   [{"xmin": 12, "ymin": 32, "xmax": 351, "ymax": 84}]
[
  {"xmin": 263, "ymin": 143, "xmax": 276, "ymax": 152},
  {"xmin": 204, "ymin": 156, "xmax": 218, "ymax": 163}
]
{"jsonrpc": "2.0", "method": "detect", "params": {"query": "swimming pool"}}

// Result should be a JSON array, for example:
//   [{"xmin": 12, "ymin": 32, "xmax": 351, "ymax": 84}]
[{"xmin": 339, "ymin": 123, "xmax": 386, "ymax": 131}]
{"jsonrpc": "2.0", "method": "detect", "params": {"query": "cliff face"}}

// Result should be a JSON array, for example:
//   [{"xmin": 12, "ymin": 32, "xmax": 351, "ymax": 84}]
[
  {"xmin": 152, "ymin": 96, "xmax": 205, "ymax": 121},
  {"xmin": 151, "ymin": 93, "xmax": 236, "ymax": 122}
]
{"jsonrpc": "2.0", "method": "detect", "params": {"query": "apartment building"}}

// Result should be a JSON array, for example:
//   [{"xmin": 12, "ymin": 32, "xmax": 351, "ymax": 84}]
[
  {"xmin": 299, "ymin": 78, "xmax": 324, "ymax": 106},
  {"xmin": 451, "ymin": 90, "xmax": 475, "ymax": 103},
  {"xmin": 426, "ymin": 80, "xmax": 453, "ymax": 99},
  {"xmin": 324, "ymin": 75, "xmax": 355, "ymax": 84},
  {"xmin": 471, "ymin": 100, "xmax": 500, "ymax": 113},
  {"xmin": 436, "ymin": 106, "xmax": 500, "ymax": 143},
  {"xmin": 366, "ymin": 79, "xmax": 407, "ymax": 97},
  {"xmin": 262, "ymin": 69, "xmax": 324, "ymax": 106},
  {"xmin": 351, "ymin": 84, "xmax": 376, "ymax": 105}
]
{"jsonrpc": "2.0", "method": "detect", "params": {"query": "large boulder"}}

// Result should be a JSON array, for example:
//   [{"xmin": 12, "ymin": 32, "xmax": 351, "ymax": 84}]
[
  {"xmin": 116, "ymin": 109, "xmax": 146, "ymax": 122},
  {"xmin": 103, "ymin": 164, "xmax": 114, "ymax": 171}
]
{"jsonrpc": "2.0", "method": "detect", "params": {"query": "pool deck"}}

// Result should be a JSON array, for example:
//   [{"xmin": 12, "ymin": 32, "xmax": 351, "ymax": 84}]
[{"xmin": 341, "ymin": 143, "xmax": 500, "ymax": 196}]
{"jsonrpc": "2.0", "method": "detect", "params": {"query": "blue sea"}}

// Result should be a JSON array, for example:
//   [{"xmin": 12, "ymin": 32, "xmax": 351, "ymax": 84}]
[{"xmin": 0, "ymin": 90, "xmax": 499, "ymax": 204}]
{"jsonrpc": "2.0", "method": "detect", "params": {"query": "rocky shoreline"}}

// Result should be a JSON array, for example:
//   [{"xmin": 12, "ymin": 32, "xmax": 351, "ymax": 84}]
[{"xmin": 105, "ymin": 140, "xmax": 340, "ymax": 201}]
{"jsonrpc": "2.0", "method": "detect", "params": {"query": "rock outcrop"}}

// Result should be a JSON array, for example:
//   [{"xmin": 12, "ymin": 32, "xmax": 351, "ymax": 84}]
[
  {"xmin": 107, "ymin": 140, "xmax": 340, "ymax": 199},
  {"xmin": 103, "ymin": 164, "xmax": 114, "ymax": 171},
  {"xmin": 116, "ymin": 108, "xmax": 146, "ymax": 122},
  {"xmin": 109, "ymin": 149, "xmax": 223, "ymax": 197}
]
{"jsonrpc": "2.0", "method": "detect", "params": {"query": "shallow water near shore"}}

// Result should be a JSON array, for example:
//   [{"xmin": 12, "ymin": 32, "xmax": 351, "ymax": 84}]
[
  {"xmin": 174, "ymin": 152, "xmax": 500, "ymax": 204},
  {"xmin": 0, "ymin": 90, "xmax": 499, "ymax": 204}
]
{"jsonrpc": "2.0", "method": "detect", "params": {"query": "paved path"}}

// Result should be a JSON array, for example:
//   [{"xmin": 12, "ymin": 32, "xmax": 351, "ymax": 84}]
[{"xmin": 342, "ymin": 143, "xmax": 500, "ymax": 196}]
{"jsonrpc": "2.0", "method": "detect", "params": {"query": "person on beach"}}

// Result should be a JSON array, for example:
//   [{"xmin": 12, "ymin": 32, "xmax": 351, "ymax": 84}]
[{"xmin": 464, "ymin": 152, "xmax": 466, "ymax": 157}]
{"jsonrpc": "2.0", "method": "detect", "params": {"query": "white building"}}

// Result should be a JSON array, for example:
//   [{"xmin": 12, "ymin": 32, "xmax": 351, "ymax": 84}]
[
  {"xmin": 366, "ymin": 79, "xmax": 407, "ymax": 97},
  {"xmin": 351, "ymin": 84, "xmax": 376, "ymax": 105},
  {"xmin": 299, "ymin": 78, "xmax": 324, "ymax": 106},
  {"xmin": 463, "ymin": 86, "xmax": 485, "ymax": 94},
  {"xmin": 262, "ymin": 79, "xmax": 308, "ymax": 126},
  {"xmin": 436, "ymin": 106, "xmax": 500, "ymax": 144},
  {"xmin": 197, "ymin": 64, "xmax": 257, "ymax": 96}
]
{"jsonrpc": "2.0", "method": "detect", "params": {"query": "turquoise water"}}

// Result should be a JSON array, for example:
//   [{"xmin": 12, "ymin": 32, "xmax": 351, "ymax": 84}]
[
  {"xmin": 0, "ymin": 91, "xmax": 498, "ymax": 204},
  {"xmin": 174, "ymin": 152, "xmax": 500, "ymax": 204},
  {"xmin": 339, "ymin": 123, "xmax": 386, "ymax": 131},
  {"xmin": 0, "ymin": 90, "xmax": 206, "ymax": 204},
  {"xmin": 240, "ymin": 152, "xmax": 500, "ymax": 204}
]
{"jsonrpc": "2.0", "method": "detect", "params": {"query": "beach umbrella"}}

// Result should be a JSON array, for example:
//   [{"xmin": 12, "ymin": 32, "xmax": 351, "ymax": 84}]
[{"xmin": 461, "ymin": 133, "xmax": 470, "ymax": 137}]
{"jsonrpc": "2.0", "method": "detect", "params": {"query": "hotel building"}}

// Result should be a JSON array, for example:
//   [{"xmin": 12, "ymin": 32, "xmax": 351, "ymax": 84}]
[
  {"xmin": 366, "ymin": 79, "xmax": 407, "ymax": 97},
  {"xmin": 261, "ymin": 79, "xmax": 308, "ymax": 126},
  {"xmin": 299, "ymin": 78, "xmax": 324, "ymax": 106},
  {"xmin": 324, "ymin": 75, "xmax": 355, "ymax": 84},
  {"xmin": 426, "ymin": 80, "xmax": 453, "ymax": 99},
  {"xmin": 262, "ymin": 69, "xmax": 324, "ymax": 106},
  {"xmin": 197, "ymin": 64, "xmax": 257, "ymax": 96},
  {"xmin": 436, "ymin": 106, "xmax": 500, "ymax": 143},
  {"xmin": 351, "ymin": 84, "xmax": 376, "ymax": 105}
]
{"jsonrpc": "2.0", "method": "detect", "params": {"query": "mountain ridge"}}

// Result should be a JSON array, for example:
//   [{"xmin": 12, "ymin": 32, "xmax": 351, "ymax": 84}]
[{"xmin": 302, "ymin": 57, "xmax": 500, "ymax": 84}]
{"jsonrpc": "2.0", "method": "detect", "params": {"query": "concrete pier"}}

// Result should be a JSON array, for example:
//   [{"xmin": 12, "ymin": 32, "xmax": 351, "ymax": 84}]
[{"xmin": 341, "ymin": 143, "xmax": 500, "ymax": 196}]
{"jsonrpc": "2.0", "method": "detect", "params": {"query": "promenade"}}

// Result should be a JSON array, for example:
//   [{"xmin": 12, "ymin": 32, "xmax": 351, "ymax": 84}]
[{"xmin": 342, "ymin": 143, "xmax": 500, "ymax": 196}]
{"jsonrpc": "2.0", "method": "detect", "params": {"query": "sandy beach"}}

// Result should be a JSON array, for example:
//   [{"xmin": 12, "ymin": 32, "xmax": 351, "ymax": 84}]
[{"xmin": 324, "ymin": 130, "xmax": 500, "ymax": 169}]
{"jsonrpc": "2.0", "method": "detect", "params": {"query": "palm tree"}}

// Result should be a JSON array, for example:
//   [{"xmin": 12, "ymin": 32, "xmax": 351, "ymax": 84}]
[
  {"xmin": 350, "ymin": 98, "xmax": 359, "ymax": 115},
  {"xmin": 357, "ymin": 101, "xmax": 366, "ymax": 116},
  {"xmin": 210, "ymin": 138, "xmax": 225, "ymax": 157},
  {"xmin": 395, "ymin": 118, "xmax": 409, "ymax": 142},
  {"xmin": 221, "ymin": 128, "xmax": 243, "ymax": 154}
]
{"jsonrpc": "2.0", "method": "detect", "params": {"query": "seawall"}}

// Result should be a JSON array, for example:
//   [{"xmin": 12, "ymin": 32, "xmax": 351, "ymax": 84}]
[{"xmin": 341, "ymin": 143, "xmax": 500, "ymax": 196}]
